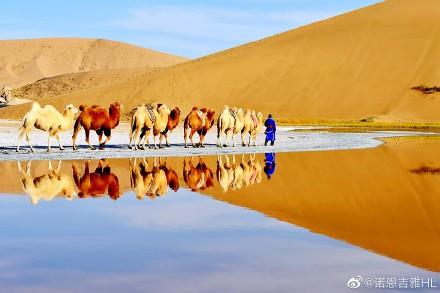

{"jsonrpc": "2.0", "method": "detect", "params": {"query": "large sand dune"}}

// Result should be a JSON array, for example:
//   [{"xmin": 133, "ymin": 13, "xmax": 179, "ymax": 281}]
[
  {"xmin": 0, "ymin": 38, "xmax": 188, "ymax": 88},
  {"xmin": 2, "ymin": 0, "xmax": 440, "ymax": 122}
]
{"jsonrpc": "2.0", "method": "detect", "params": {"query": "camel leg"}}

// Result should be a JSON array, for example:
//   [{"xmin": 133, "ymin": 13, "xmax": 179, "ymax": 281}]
[
  {"xmin": 100, "ymin": 130, "xmax": 111, "ymax": 149},
  {"xmin": 248, "ymin": 132, "xmax": 251, "ymax": 147},
  {"xmin": 153, "ymin": 135, "xmax": 158, "ymax": 150},
  {"xmin": 143, "ymin": 129, "xmax": 151, "ymax": 149},
  {"xmin": 55, "ymin": 133, "xmax": 64, "ymax": 150},
  {"xmin": 96, "ymin": 129, "xmax": 103, "ymax": 146},
  {"xmin": 16, "ymin": 129, "xmax": 25, "ymax": 152},
  {"xmin": 252, "ymin": 131, "xmax": 257, "ymax": 146},
  {"xmin": 199, "ymin": 134, "xmax": 206, "ymax": 148},
  {"xmin": 184, "ymin": 127, "xmax": 189, "ymax": 148},
  {"xmin": 217, "ymin": 132, "xmax": 223, "ymax": 148},
  {"xmin": 47, "ymin": 134, "xmax": 52, "ymax": 152},
  {"xmin": 25, "ymin": 131, "xmax": 35, "ymax": 153},
  {"xmin": 189, "ymin": 129, "xmax": 197, "ymax": 148},
  {"xmin": 165, "ymin": 133, "xmax": 170, "ymax": 147},
  {"xmin": 232, "ymin": 131, "xmax": 236, "ymax": 147},
  {"xmin": 241, "ymin": 131, "xmax": 246, "ymax": 147},
  {"xmin": 84, "ymin": 128, "xmax": 95, "ymax": 150},
  {"xmin": 132, "ymin": 128, "xmax": 140, "ymax": 150}
]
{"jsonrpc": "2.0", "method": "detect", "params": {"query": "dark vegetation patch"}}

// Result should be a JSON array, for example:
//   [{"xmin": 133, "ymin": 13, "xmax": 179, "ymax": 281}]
[
  {"xmin": 410, "ymin": 166, "xmax": 440, "ymax": 175},
  {"xmin": 411, "ymin": 84, "xmax": 440, "ymax": 95}
]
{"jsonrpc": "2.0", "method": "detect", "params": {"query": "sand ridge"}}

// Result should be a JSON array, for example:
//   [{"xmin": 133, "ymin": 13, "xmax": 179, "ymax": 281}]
[{"xmin": 0, "ymin": 38, "xmax": 188, "ymax": 88}]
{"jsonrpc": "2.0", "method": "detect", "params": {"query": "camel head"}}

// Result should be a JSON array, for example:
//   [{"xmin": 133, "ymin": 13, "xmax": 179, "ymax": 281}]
[
  {"xmin": 64, "ymin": 104, "xmax": 79, "ymax": 117},
  {"xmin": 256, "ymin": 112, "xmax": 263, "ymax": 124},
  {"xmin": 110, "ymin": 102, "xmax": 123, "ymax": 113},
  {"xmin": 158, "ymin": 104, "xmax": 171, "ymax": 115}
]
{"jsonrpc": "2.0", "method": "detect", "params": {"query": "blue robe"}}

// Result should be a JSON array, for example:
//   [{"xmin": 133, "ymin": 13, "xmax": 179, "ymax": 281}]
[
  {"xmin": 264, "ymin": 153, "xmax": 276, "ymax": 178},
  {"xmin": 264, "ymin": 118, "xmax": 276, "ymax": 142}
]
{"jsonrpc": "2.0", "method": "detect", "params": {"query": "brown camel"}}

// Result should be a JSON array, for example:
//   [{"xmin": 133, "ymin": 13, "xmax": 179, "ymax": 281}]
[
  {"xmin": 183, "ymin": 107, "xmax": 216, "ymax": 148},
  {"xmin": 72, "ymin": 103, "xmax": 122, "ymax": 150},
  {"xmin": 183, "ymin": 157, "xmax": 215, "ymax": 192}
]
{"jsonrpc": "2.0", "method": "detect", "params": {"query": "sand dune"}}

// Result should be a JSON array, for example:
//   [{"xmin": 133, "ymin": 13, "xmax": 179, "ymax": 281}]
[
  {"xmin": 2, "ymin": 0, "xmax": 440, "ymax": 122},
  {"xmin": 0, "ymin": 38, "xmax": 188, "ymax": 88},
  {"xmin": 12, "ymin": 67, "xmax": 156, "ymax": 101}
]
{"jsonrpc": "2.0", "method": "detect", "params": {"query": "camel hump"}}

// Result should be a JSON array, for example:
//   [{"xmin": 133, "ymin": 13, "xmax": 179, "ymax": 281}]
[
  {"xmin": 31, "ymin": 101, "xmax": 41, "ymax": 111},
  {"xmin": 79, "ymin": 105, "xmax": 87, "ymax": 111},
  {"xmin": 192, "ymin": 106, "xmax": 199, "ymax": 111}
]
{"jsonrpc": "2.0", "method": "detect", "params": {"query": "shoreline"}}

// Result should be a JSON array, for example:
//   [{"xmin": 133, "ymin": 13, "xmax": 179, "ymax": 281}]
[{"xmin": 0, "ymin": 121, "xmax": 437, "ymax": 161}]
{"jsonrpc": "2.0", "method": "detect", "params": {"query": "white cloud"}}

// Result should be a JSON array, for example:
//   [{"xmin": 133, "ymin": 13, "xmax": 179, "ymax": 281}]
[{"xmin": 115, "ymin": 5, "xmax": 339, "ymax": 57}]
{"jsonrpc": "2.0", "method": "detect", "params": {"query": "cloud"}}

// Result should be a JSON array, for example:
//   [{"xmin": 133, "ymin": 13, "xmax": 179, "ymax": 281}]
[{"xmin": 115, "ymin": 4, "xmax": 339, "ymax": 57}]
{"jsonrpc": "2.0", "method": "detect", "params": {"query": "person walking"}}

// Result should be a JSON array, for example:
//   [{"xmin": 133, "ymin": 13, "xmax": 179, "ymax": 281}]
[{"xmin": 264, "ymin": 114, "xmax": 276, "ymax": 146}]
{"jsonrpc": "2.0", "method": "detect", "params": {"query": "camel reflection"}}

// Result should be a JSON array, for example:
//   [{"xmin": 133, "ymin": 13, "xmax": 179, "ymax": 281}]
[
  {"xmin": 17, "ymin": 160, "xmax": 76, "ymax": 205},
  {"xmin": 129, "ymin": 157, "xmax": 180, "ymax": 200},
  {"xmin": 217, "ymin": 154, "xmax": 262, "ymax": 192},
  {"xmin": 72, "ymin": 160, "xmax": 120, "ymax": 200},
  {"xmin": 183, "ymin": 157, "xmax": 215, "ymax": 192}
]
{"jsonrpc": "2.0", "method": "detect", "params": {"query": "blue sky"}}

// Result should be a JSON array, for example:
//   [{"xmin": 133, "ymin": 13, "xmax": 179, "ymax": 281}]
[{"xmin": 2, "ymin": 0, "xmax": 380, "ymax": 58}]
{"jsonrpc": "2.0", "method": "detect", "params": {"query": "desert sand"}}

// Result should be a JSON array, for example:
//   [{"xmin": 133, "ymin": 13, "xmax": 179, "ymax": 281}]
[
  {"xmin": 0, "ymin": 38, "xmax": 188, "ymax": 88},
  {"xmin": 1, "ymin": 0, "xmax": 440, "ymax": 122}
]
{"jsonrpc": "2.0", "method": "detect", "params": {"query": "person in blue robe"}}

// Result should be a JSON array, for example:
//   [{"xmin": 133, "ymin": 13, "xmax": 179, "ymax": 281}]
[
  {"xmin": 264, "ymin": 114, "xmax": 276, "ymax": 146},
  {"xmin": 264, "ymin": 152, "xmax": 276, "ymax": 180}
]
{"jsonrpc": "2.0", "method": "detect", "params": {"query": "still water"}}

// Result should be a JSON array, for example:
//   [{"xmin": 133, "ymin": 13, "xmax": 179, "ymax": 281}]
[{"xmin": 0, "ymin": 137, "xmax": 440, "ymax": 292}]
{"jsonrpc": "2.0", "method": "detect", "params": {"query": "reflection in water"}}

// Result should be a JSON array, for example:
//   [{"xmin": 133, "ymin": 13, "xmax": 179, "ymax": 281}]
[
  {"xmin": 17, "ymin": 160, "xmax": 75, "ymax": 205},
  {"xmin": 72, "ymin": 160, "xmax": 120, "ymax": 200},
  {"xmin": 217, "ymin": 154, "xmax": 262, "ymax": 192},
  {"xmin": 183, "ymin": 157, "xmax": 215, "ymax": 192},
  {"xmin": 129, "ymin": 157, "xmax": 179, "ymax": 200},
  {"xmin": 4, "ymin": 139, "xmax": 440, "ymax": 288}
]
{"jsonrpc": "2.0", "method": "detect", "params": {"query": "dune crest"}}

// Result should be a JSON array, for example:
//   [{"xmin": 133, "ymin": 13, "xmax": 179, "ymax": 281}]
[{"xmin": 0, "ymin": 38, "xmax": 188, "ymax": 88}]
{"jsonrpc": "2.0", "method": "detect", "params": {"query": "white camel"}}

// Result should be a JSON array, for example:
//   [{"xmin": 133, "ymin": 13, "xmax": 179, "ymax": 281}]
[
  {"xmin": 17, "ymin": 102, "xmax": 78, "ymax": 152},
  {"xmin": 216, "ymin": 106, "xmax": 245, "ymax": 147}
]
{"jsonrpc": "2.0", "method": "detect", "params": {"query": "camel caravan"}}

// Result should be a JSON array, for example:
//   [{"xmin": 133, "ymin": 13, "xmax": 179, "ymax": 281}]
[{"xmin": 15, "ymin": 100, "xmax": 266, "ymax": 152}]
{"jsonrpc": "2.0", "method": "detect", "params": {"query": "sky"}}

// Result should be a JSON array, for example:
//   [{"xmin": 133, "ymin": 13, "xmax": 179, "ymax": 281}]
[{"xmin": 1, "ymin": 0, "xmax": 380, "ymax": 58}]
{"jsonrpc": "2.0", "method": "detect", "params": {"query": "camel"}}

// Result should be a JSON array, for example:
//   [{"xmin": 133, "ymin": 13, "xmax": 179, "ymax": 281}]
[
  {"xmin": 241, "ymin": 154, "xmax": 262, "ymax": 187},
  {"xmin": 17, "ymin": 102, "xmax": 79, "ymax": 152},
  {"xmin": 216, "ymin": 155, "xmax": 234, "ymax": 193},
  {"xmin": 216, "ymin": 155, "xmax": 244, "ymax": 192},
  {"xmin": 129, "ymin": 157, "xmax": 177, "ymax": 199},
  {"xmin": 183, "ymin": 157, "xmax": 214, "ymax": 192},
  {"xmin": 139, "ymin": 104, "xmax": 171, "ymax": 149},
  {"xmin": 129, "ymin": 104, "xmax": 155, "ymax": 150},
  {"xmin": 184, "ymin": 107, "xmax": 216, "ymax": 148},
  {"xmin": 17, "ymin": 161, "xmax": 76, "ymax": 205},
  {"xmin": 72, "ymin": 160, "xmax": 120, "ymax": 200},
  {"xmin": 242, "ymin": 110, "xmax": 263, "ymax": 146},
  {"xmin": 217, "ymin": 106, "xmax": 245, "ymax": 147},
  {"xmin": 130, "ymin": 158, "xmax": 154, "ymax": 199},
  {"xmin": 153, "ymin": 107, "xmax": 181, "ymax": 147},
  {"xmin": 72, "ymin": 102, "xmax": 122, "ymax": 150}
]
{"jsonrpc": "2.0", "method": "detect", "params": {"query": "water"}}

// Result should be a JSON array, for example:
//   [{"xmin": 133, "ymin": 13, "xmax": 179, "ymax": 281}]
[{"xmin": 1, "ymin": 137, "xmax": 440, "ymax": 292}]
